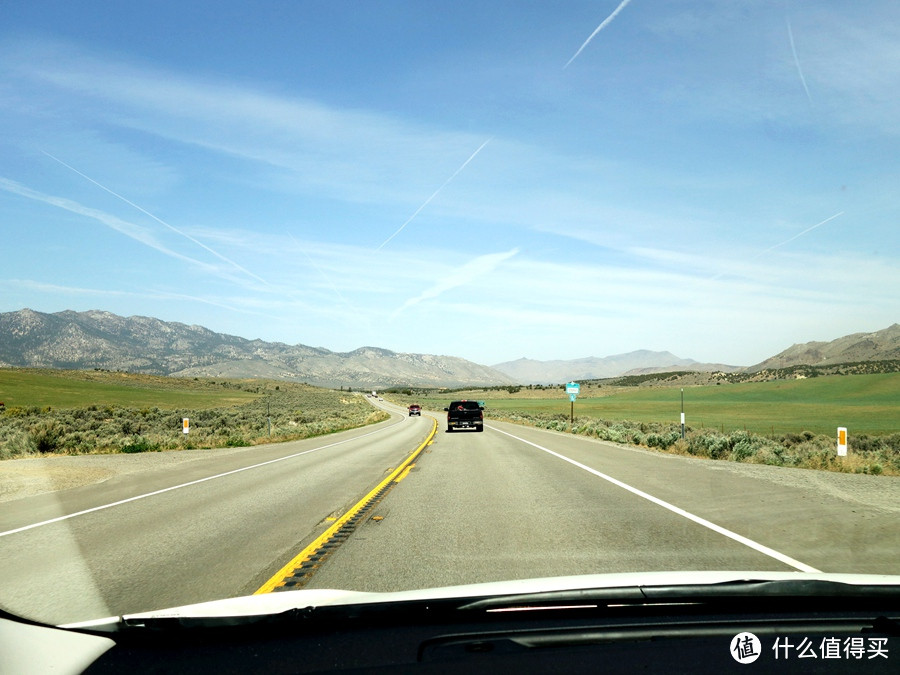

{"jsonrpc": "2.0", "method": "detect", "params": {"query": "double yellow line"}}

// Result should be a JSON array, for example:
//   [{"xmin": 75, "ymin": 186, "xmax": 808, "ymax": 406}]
[{"xmin": 255, "ymin": 417, "xmax": 437, "ymax": 594}]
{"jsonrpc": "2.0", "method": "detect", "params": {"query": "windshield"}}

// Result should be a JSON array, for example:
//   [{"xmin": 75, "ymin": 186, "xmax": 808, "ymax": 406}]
[{"xmin": 0, "ymin": 0, "xmax": 897, "ymax": 632}]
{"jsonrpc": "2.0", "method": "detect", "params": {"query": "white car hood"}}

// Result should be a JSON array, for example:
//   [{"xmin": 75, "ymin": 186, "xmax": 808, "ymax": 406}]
[{"xmin": 63, "ymin": 570, "xmax": 900, "ymax": 629}]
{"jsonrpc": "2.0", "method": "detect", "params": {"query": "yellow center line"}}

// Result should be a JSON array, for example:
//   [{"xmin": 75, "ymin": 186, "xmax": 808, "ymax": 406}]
[
  {"xmin": 395, "ymin": 464, "xmax": 415, "ymax": 482},
  {"xmin": 254, "ymin": 417, "xmax": 437, "ymax": 594}
]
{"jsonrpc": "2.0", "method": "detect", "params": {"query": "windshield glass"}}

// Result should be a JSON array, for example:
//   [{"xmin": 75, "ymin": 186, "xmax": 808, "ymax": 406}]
[{"xmin": 0, "ymin": 0, "xmax": 897, "ymax": 630}]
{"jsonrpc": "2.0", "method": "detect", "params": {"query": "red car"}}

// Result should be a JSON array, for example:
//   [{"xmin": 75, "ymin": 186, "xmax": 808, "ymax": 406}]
[{"xmin": 408, "ymin": 404, "xmax": 421, "ymax": 416}]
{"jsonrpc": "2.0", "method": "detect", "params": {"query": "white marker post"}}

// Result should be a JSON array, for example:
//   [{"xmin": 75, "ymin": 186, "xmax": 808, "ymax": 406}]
[
  {"xmin": 837, "ymin": 427, "xmax": 847, "ymax": 457},
  {"xmin": 183, "ymin": 418, "xmax": 190, "ymax": 435}
]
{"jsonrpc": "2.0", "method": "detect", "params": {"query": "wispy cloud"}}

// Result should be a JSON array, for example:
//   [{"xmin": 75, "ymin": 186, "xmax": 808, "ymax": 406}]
[
  {"xmin": 565, "ymin": 0, "xmax": 635, "ymax": 68},
  {"xmin": 1, "ymin": 177, "xmax": 183, "ymax": 258},
  {"xmin": 0, "ymin": 176, "xmax": 259, "ymax": 288},
  {"xmin": 287, "ymin": 233, "xmax": 367, "ymax": 323},
  {"xmin": 41, "ymin": 151, "xmax": 270, "ymax": 286},
  {"xmin": 391, "ymin": 248, "xmax": 519, "ymax": 318},
  {"xmin": 7, "ymin": 43, "xmax": 488, "ymax": 207},
  {"xmin": 3, "ymin": 279, "xmax": 264, "ymax": 316},
  {"xmin": 5, "ymin": 280, "xmax": 133, "ymax": 299}
]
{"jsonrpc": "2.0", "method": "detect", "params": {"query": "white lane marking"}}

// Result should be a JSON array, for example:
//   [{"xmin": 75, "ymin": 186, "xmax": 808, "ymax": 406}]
[
  {"xmin": 489, "ymin": 425, "xmax": 821, "ymax": 573},
  {"xmin": 0, "ymin": 419, "xmax": 405, "ymax": 538}
]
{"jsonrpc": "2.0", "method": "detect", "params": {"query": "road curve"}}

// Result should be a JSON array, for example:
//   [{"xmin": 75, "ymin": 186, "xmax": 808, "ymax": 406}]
[
  {"xmin": 302, "ymin": 417, "xmax": 899, "ymax": 593},
  {"xmin": 1, "ymin": 401, "xmax": 896, "ymax": 625},
  {"xmin": 0, "ymin": 404, "xmax": 429, "ymax": 624}
]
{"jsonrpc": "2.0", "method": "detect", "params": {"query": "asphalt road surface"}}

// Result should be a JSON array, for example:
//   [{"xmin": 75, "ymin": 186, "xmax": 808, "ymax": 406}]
[
  {"xmin": 1, "ymin": 400, "xmax": 897, "ymax": 625},
  {"xmin": 307, "ymin": 413, "xmax": 898, "ymax": 592}
]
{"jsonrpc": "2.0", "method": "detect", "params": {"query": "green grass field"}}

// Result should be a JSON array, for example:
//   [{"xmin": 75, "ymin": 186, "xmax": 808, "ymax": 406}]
[
  {"xmin": 406, "ymin": 372, "xmax": 899, "ymax": 436},
  {"xmin": 0, "ymin": 369, "xmax": 258, "ymax": 410}
]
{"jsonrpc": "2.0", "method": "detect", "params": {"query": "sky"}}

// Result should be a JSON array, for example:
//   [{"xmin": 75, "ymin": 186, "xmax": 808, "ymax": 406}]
[{"xmin": 1, "ymin": 1, "xmax": 897, "ymax": 368}]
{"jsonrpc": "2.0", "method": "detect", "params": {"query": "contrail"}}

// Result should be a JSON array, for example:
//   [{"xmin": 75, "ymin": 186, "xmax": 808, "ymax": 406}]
[
  {"xmin": 710, "ymin": 211, "xmax": 844, "ymax": 280},
  {"xmin": 376, "ymin": 137, "xmax": 492, "ymax": 250},
  {"xmin": 786, "ymin": 17, "xmax": 813, "ymax": 104},
  {"xmin": 759, "ymin": 211, "xmax": 843, "ymax": 255},
  {"xmin": 564, "ymin": 0, "xmax": 635, "ymax": 69},
  {"xmin": 41, "ymin": 151, "xmax": 270, "ymax": 286}
]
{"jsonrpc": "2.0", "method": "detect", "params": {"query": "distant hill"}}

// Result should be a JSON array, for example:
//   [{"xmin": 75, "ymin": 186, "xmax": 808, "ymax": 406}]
[
  {"xmin": 491, "ymin": 325, "xmax": 900, "ymax": 385},
  {"xmin": 491, "ymin": 351, "xmax": 741, "ymax": 385},
  {"xmin": 748, "ymin": 324, "xmax": 900, "ymax": 372},
  {"xmin": 0, "ymin": 309, "xmax": 515, "ymax": 389}
]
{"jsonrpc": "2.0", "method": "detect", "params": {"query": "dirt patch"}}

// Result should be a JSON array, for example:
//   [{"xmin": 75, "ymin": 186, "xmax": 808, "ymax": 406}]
[
  {"xmin": 0, "ymin": 447, "xmax": 255, "ymax": 503},
  {"xmin": 0, "ymin": 462, "xmax": 115, "ymax": 501}
]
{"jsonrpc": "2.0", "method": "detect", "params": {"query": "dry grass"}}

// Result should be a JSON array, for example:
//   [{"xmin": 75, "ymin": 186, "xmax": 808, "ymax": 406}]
[{"xmin": 1, "ymin": 375, "xmax": 388, "ymax": 459}]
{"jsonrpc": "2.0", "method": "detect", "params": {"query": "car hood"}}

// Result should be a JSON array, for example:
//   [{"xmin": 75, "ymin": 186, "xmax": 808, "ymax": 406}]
[{"xmin": 63, "ymin": 570, "xmax": 900, "ymax": 630}]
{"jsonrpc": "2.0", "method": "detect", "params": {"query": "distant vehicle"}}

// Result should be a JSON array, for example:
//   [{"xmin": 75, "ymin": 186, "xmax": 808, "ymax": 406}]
[
  {"xmin": 408, "ymin": 404, "xmax": 421, "ymax": 416},
  {"xmin": 443, "ymin": 400, "xmax": 484, "ymax": 432}
]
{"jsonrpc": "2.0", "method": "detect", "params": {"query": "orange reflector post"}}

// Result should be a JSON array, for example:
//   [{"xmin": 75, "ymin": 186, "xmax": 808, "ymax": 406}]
[{"xmin": 837, "ymin": 427, "xmax": 847, "ymax": 457}]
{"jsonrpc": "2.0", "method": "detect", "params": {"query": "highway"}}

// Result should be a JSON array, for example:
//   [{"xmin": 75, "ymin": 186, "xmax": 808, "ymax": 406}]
[
  {"xmin": 306, "ymin": 407, "xmax": 898, "ymax": 594},
  {"xmin": 1, "ymin": 398, "xmax": 897, "ymax": 625}
]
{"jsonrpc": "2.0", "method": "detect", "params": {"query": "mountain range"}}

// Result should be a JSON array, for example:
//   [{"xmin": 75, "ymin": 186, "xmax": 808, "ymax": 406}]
[
  {"xmin": 0, "ymin": 309, "xmax": 514, "ymax": 389},
  {"xmin": 490, "ymin": 352, "xmax": 740, "ymax": 385},
  {"xmin": 0, "ymin": 309, "xmax": 896, "ymax": 388},
  {"xmin": 491, "ymin": 325, "xmax": 899, "ymax": 383}
]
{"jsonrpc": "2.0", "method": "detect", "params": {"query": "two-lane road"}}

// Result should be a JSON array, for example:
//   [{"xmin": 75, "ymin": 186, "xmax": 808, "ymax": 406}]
[
  {"xmin": 303, "ymin": 417, "xmax": 899, "ymax": 592},
  {"xmin": 1, "ymin": 402, "xmax": 896, "ymax": 626}
]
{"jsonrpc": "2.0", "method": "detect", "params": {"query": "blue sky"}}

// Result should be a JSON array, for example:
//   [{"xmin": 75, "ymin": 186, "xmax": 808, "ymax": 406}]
[{"xmin": 1, "ymin": 1, "xmax": 897, "ymax": 367}]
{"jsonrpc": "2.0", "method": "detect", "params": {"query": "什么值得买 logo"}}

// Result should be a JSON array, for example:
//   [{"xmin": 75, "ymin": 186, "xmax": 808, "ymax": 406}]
[{"xmin": 731, "ymin": 632, "xmax": 761, "ymax": 664}]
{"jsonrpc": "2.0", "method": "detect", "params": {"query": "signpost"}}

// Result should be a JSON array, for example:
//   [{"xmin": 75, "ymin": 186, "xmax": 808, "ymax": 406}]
[
  {"xmin": 566, "ymin": 382, "xmax": 580, "ymax": 426},
  {"xmin": 837, "ymin": 427, "xmax": 848, "ymax": 457},
  {"xmin": 182, "ymin": 418, "xmax": 189, "ymax": 435},
  {"xmin": 680, "ymin": 388, "xmax": 685, "ymax": 440}
]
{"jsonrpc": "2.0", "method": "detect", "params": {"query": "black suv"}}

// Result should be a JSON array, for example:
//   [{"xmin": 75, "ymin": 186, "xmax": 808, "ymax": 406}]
[{"xmin": 443, "ymin": 400, "xmax": 484, "ymax": 432}]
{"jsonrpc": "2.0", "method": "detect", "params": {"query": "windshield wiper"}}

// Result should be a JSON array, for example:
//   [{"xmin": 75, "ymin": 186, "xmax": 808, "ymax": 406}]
[{"xmin": 458, "ymin": 579, "xmax": 900, "ymax": 612}]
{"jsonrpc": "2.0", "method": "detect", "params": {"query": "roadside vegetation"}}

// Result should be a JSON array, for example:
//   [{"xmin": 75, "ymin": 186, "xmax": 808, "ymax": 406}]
[
  {"xmin": 484, "ymin": 412, "xmax": 899, "ymax": 476},
  {"xmin": 0, "ymin": 369, "xmax": 388, "ymax": 459},
  {"xmin": 384, "ymin": 370, "xmax": 899, "ymax": 476}
]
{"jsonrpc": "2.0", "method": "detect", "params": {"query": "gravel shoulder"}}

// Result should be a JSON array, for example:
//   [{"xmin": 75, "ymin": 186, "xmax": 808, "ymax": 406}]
[{"xmin": 0, "ymin": 446, "xmax": 261, "ymax": 503}]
